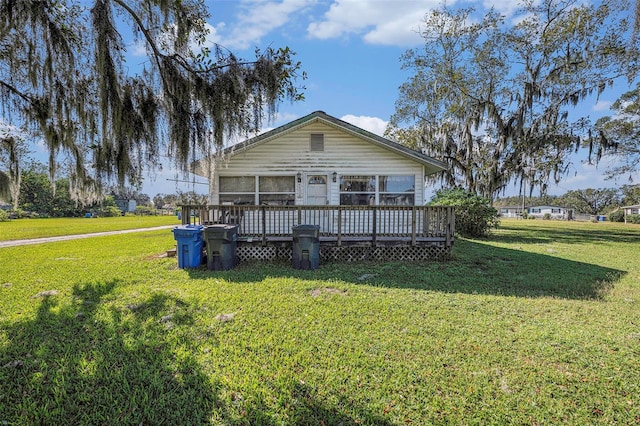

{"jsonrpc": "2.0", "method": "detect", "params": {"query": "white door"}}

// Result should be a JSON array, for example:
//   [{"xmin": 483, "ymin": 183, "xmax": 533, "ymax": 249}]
[{"xmin": 306, "ymin": 175, "xmax": 327, "ymax": 205}]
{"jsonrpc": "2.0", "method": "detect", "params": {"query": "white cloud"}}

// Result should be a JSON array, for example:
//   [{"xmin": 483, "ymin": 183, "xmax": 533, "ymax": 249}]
[
  {"xmin": 484, "ymin": 0, "xmax": 528, "ymax": 18},
  {"xmin": 307, "ymin": 0, "xmax": 442, "ymax": 47},
  {"xmin": 341, "ymin": 114, "xmax": 388, "ymax": 136},
  {"xmin": 592, "ymin": 100, "xmax": 612, "ymax": 112},
  {"xmin": 220, "ymin": 0, "xmax": 316, "ymax": 50}
]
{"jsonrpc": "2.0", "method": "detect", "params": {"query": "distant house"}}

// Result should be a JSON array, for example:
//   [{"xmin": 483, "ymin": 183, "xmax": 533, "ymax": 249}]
[
  {"xmin": 114, "ymin": 198, "xmax": 137, "ymax": 214},
  {"xmin": 498, "ymin": 206, "xmax": 525, "ymax": 218},
  {"xmin": 622, "ymin": 204, "xmax": 640, "ymax": 223},
  {"xmin": 527, "ymin": 205, "xmax": 573, "ymax": 220},
  {"xmin": 192, "ymin": 110, "xmax": 447, "ymax": 206}
]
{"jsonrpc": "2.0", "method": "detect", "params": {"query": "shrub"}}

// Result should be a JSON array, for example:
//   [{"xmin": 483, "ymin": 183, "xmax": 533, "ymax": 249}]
[
  {"xmin": 428, "ymin": 188, "xmax": 499, "ymax": 238},
  {"xmin": 543, "ymin": 213, "xmax": 551, "ymax": 220},
  {"xmin": 630, "ymin": 214, "xmax": 640, "ymax": 224},
  {"xmin": 608, "ymin": 210, "xmax": 625, "ymax": 222},
  {"xmin": 521, "ymin": 211, "xmax": 528, "ymax": 219},
  {"xmin": 0, "ymin": 209, "xmax": 9, "ymax": 222},
  {"xmin": 99, "ymin": 205, "xmax": 123, "ymax": 217}
]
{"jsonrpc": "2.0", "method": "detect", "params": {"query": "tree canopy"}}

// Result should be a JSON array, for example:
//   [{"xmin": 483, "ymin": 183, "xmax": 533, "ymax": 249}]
[
  {"xmin": 0, "ymin": 0, "xmax": 304, "ymax": 202},
  {"xmin": 594, "ymin": 83, "xmax": 640, "ymax": 179},
  {"xmin": 388, "ymin": 0, "xmax": 640, "ymax": 200}
]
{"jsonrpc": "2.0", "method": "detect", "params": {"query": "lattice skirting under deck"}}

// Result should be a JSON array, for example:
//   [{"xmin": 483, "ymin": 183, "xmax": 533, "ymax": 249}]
[{"xmin": 236, "ymin": 245, "xmax": 451, "ymax": 263}]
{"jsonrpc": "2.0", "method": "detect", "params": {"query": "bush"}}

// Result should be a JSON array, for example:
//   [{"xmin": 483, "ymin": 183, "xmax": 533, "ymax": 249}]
[
  {"xmin": 543, "ymin": 213, "xmax": 551, "ymax": 220},
  {"xmin": 99, "ymin": 205, "xmax": 123, "ymax": 217},
  {"xmin": 630, "ymin": 214, "xmax": 640, "ymax": 224},
  {"xmin": 135, "ymin": 205, "xmax": 155, "ymax": 216},
  {"xmin": 428, "ymin": 188, "xmax": 499, "ymax": 238},
  {"xmin": 0, "ymin": 209, "xmax": 9, "ymax": 222},
  {"xmin": 608, "ymin": 210, "xmax": 625, "ymax": 222}
]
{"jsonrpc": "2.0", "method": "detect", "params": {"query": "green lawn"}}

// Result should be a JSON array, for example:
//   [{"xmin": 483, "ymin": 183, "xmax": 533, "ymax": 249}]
[
  {"xmin": 0, "ymin": 215, "xmax": 180, "ymax": 241},
  {"xmin": 0, "ymin": 220, "xmax": 639, "ymax": 424}
]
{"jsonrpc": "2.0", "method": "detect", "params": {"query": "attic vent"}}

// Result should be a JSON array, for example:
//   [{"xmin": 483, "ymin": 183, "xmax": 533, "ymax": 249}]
[{"xmin": 310, "ymin": 134, "xmax": 324, "ymax": 152}]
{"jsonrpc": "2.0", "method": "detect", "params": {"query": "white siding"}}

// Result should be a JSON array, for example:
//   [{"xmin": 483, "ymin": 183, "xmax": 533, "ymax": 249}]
[{"xmin": 211, "ymin": 121, "xmax": 427, "ymax": 205}]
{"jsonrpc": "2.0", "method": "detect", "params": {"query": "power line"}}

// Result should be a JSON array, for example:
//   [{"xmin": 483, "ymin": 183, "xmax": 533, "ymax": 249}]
[{"xmin": 166, "ymin": 178, "xmax": 209, "ymax": 186}]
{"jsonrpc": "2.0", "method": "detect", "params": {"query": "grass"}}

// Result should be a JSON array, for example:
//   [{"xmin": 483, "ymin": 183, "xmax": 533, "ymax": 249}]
[
  {"xmin": 0, "ymin": 215, "xmax": 180, "ymax": 241},
  {"xmin": 0, "ymin": 219, "xmax": 639, "ymax": 424}
]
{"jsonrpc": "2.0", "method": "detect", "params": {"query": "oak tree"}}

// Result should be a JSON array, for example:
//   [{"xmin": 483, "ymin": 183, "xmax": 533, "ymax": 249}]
[
  {"xmin": 388, "ymin": 0, "xmax": 639, "ymax": 199},
  {"xmin": 0, "ymin": 0, "xmax": 304, "ymax": 203}
]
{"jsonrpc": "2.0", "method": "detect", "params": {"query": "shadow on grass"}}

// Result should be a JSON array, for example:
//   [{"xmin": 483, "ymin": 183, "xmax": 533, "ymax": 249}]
[
  {"xmin": 0, "ymin": 281, "xmax": 390, "ymax": 425},
  {"xmin": 188, "ymin": 238, "xmax": 624, "ymax": 300}
]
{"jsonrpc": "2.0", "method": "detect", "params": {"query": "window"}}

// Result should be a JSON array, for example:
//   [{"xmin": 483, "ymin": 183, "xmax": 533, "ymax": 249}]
[
  {"xmin": 552, "ymin": 208, "xmax": 561, "ymax": 213},
  {"xmin": 310, "ymin": 134, "xmax": 324, "ymax": 152},
  {"xmin": 339, "ymin": 175, "xmax": 415, "ymax": 205},
  {"xmin": 340, "ymin": 175, "xmax": 375, "ymax": 205},
  {"xmin": 379, "ymin": 175, "xmax": 414, "ymax": 205},
  {"xmin": 219, "ymin": 176, "xmax": 295, "ymax": 205},
  {"xmin": 219, "ymin": 176, "xmax": 255, "ymax": 205},
  {"xmin": 259, "ymin": 176, "xmax": 295, "ymax": 205}
]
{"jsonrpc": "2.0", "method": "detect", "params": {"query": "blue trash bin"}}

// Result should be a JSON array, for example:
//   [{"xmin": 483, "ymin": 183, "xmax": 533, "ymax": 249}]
[{"xmin": 172, "ymin": 225, "xmax": 204, "ymax": 268}]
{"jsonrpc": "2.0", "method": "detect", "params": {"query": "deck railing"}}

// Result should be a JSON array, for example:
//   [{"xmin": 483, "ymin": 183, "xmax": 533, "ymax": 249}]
[{"xmin": 180, "ymin": 205, "xmax": 455, "ymax": 247}]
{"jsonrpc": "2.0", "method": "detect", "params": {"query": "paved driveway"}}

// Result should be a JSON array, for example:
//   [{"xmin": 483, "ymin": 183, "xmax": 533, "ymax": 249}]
[{"xmin": 0, "ymin": 225, "xmax": 176, "ymax": 248}]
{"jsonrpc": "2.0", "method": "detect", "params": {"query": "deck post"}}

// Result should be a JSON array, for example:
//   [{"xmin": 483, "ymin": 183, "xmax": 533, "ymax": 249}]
[
  {"xmin": 372, "ymin": 206, "xmax": 377, "ymax": 247},
  {"xmin": 448, "ymin": 207, "xmax": 455, "ymax": 246},
  {"xmin": 337, "ymin": 208, "xmax": 342, "ymax": 247},
  {"xmin": 261, "ymin": 205, "xmax": 267, "ymax": 245},
  {"xmin": 411, "ymin": 207, "xmax": 417, "ymax": 246}
]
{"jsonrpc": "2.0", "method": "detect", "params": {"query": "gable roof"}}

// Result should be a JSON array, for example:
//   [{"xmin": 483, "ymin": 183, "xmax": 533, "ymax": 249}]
[{"xmin": 215, "ymin": 110, "xmax": 448, "ymax": 172}]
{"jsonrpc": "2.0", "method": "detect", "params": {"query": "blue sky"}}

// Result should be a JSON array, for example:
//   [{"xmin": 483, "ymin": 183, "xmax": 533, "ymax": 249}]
[
  {"xmin": 8, "ymin": 0, "xmax": 635, "ymax": 198},
  {"xmin": 135, "ymin": 0, "xmax": 638, "ymax": 199}
]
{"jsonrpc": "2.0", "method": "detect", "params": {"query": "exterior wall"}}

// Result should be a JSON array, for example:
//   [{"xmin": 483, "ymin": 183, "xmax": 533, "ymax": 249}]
[
  {"xmin": 209, "ymin": 121, "xmax": 427, "ymax": 206},
  {"xmin": 527, "ymin": 206, "xmax": 572, "ymax": 220},
  {"xmin": 623, "ymin": 205, "xmax": 640, "ymax": 215},
  {"xmin": 498, "ymin": 207, "xmax": 524, "ymax": 218}
]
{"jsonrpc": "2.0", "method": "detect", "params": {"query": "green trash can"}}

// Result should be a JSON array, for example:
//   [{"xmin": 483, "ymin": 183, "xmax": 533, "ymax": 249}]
[
  {"xmin": 204, "ymin": 224, "xmax": 238, "ymax": 271},
  {"xmin": 292, "ymin": 224, "xmax": 320, "ymax": 270}
]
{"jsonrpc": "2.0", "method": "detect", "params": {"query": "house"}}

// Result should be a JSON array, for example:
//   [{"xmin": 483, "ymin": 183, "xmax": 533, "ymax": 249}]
[
  {"xmin": 498, "ymin": 206, "xmax": 525, "ymax": 218},
  {"xmin": 186, "ymin": 111, "xmax": 454, "ymax": 263},
  {"xmin": 527, "ymin": 205, "xmax": 574, "ymax": 220},
  {"xmin": 114, "ymin": 198, "xmax": 137, "ymax": 214},
  {"xmin": 192, "ymin": 111, "xmax": 447, "ymax": 207},
  {"xmin": 622, "ymin": 204, "xmax": 640, "ymax": 223}
]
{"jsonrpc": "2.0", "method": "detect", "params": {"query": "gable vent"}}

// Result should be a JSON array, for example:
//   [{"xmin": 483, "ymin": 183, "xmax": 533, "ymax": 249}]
[{"xmin": 310, "ymin": 133, "xmax": 324, "ymax": 152}]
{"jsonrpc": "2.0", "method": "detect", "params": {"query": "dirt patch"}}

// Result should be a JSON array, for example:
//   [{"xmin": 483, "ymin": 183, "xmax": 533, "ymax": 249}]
[
  {"xmin": 309, "ymin": 287, "xmax": 347, "ymax": 297},
  {"xmin": 32, "ymin": 290, "xmax": 59, "ymax": 298}
]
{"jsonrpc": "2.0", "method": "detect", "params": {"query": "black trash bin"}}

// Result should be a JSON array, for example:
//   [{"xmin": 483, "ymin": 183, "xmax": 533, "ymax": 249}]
[
  {"xmin": 292, "ymin": 224, "xmax": 320, "ymax": 270},
  {"xmin": 204, "ymin": 224, "xmax": 238, "ymax": 270}
]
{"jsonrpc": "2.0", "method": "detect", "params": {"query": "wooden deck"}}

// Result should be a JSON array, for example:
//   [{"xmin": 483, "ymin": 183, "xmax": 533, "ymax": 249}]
[{"xmin": 180, "ymin": 205, "xmax": 455, "ymax": 248}]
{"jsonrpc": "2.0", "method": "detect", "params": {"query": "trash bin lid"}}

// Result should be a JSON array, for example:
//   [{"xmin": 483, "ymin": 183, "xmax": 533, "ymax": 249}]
[
  {"xmin": 172, "ymin": 224, "xmax": 204, "ymax": 239},
  {"xmin": 293, "ymin": 224, "xmax": 320, "ymax": 230},
  {"xmin": 204, "ymin": 224, "xmax": 238, "ymax": 239}
]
